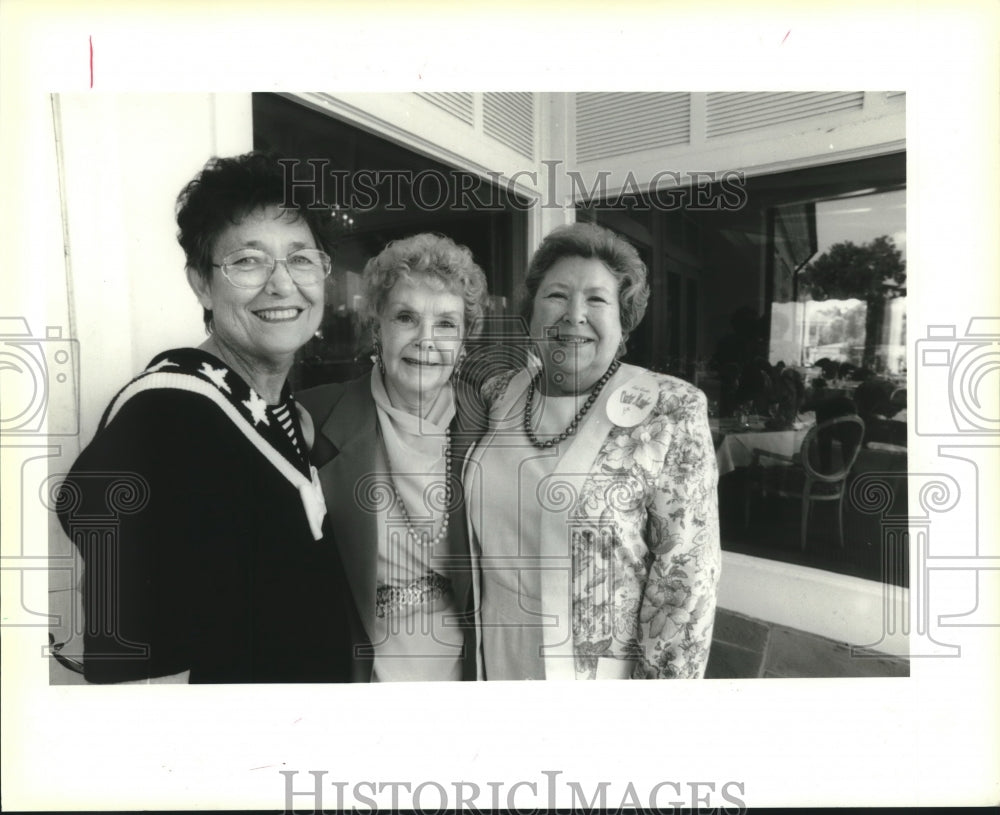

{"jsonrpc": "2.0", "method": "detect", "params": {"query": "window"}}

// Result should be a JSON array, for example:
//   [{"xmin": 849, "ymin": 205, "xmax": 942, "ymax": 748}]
[
  {"xmin": 772, "ymin": 189, "xmax": 907, "ymax": 378},
  {"xmin": 579, "ymin": 152, "xmax": 907, "ymax": 585}
]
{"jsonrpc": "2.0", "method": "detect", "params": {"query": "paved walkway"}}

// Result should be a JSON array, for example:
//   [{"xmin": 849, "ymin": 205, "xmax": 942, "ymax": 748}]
[{"xmin": 707, "ymin": 608, "xmax": 909, "ymax": 679}]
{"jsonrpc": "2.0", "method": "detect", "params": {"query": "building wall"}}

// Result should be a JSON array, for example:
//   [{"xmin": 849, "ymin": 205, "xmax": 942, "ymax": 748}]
[
  {"xmin": 42, "ymin": 90, "xmax": 908, "ymax": 442},
  {"xmin": 53, "ymin": 93, "xmax": 253, "ymax": 444},
  {"xmin": 569, "ymin": 91, "xmax": 905, "ymax": 193},
  {"xmin": 40, "ymin": 94, "xmax": 253, "ymax": 642}
]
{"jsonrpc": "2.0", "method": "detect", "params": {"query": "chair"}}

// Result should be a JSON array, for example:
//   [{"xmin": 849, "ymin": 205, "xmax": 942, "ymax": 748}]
[
  {"xmin": 814, "ymin": 395, "xmax": 857, "ymax": 423},
  {"xmin": 865, "ymin": 417, "xmax": 908, "ymax": 448},
  {"xmin": 813, "ymin": 396, "xmax": 858, "ymax": 469},
  {"xmin": 854, "ymin": 378, "xmax": 895, "ymax": 416},
  {"xmin": 744, "ymin": 415, "xmax": 866, "ymax": 550},
  {"xmin": 888, "ymin": 387, "xmax": 907, "ymax": 416}
]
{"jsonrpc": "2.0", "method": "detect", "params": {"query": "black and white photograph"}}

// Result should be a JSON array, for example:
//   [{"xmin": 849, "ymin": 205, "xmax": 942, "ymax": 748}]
[{"xmin": 1, "ymin": 2, "xmax": 998, "ymax": 811}]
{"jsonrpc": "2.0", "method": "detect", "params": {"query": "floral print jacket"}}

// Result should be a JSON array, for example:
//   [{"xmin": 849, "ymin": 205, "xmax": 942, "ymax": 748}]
[{"xmin": 476, "ymin": 363, "xmax": 721, "ymax": 679}]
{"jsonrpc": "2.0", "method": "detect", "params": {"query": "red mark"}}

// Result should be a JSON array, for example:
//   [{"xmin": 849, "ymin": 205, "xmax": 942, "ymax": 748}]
[
  {"xmin": 781, "ymin": 30, "xmax": 790, "ymax": 45},
  {"xmin": 89, "ymin": 36, "xmax": 94, "ymax": 88}
]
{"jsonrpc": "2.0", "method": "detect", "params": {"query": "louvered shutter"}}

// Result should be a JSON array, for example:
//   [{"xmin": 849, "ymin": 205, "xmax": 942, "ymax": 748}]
[
  {"xmin": 482, "ymin": 92, "xmax": 535, "ymax": 159},
  {"xmin": 416, "ymin": 92, "xmax": 475, "ymax": 125},
  {"xmin": 575, "ymin": 93, "xmax": 690, "ymax": 162},
  {"xmin": 706, "ymin": 92, "xmax": 865, "ymax": 138}
]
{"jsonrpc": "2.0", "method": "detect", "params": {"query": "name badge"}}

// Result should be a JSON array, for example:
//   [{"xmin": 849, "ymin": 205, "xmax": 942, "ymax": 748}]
[{"xmin": 606, "ymin": 375, "xmax": 658, "ymax": 427}]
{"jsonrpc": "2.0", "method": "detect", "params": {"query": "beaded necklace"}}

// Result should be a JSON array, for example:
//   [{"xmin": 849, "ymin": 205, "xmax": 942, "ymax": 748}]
[
  {"xmin": 523, "ymin": 359, "xmax": 620, "ymax": 449},
  {"xmin": 387, "ymin": 427, "xmax": 453, "ymax": 545}
]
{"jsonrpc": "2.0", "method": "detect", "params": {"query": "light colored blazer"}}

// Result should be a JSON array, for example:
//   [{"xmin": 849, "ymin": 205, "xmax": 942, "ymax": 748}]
[
  {"xmin": 466, "ymin": 362, "xmax": 721, "ymax": 679},
  {"xmin": 297, "ymin": 376, "xmax": 483, "ymax": 682}
]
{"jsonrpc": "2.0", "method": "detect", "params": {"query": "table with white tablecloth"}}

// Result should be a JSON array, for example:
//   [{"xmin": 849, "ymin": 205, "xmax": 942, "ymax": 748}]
[{"xmin": 710, "ymin": 420, "xmax": 812, "ymax": 477}]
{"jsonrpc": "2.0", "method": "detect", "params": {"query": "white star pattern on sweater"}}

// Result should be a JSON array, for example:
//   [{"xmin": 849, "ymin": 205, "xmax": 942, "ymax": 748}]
[
  {"xmin": 145, "ymin": 358, "xmax": 178, "ymax": 374},
  {"xmin": 242, "ymin": 389, "xmax": 269, "ymax": 426},
  {"xmin": 198, "ymin": 362, "xmax": 232, "ymax": 394}
]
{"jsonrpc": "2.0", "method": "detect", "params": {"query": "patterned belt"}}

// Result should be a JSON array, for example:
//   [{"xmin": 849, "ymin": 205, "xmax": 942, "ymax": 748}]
[{"xmin": 375, "ymin": 571, "xmax": 452, "ymax": 618}]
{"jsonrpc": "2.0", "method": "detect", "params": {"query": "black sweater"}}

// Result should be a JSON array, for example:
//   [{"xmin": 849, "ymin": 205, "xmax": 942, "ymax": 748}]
[{"xmin": 57, "ymin": 348, "xmax": 365, "ymax": 683}]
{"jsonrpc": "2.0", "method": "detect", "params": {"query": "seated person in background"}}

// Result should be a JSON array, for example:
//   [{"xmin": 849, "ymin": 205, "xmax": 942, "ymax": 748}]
[
  {"xmin": 854, "ymin": 378, "xmax": 895, "ymax": 419},
  {"xmin": 711, "ymin": 307, "xmax": 769, "ymax": 418},
  {"xmin": 717, "ymin": 361, "xmax": 742, "ymax": 417},
  {"xmin": 854, "ymin": 377, "xmax": 906, "ymax": 447},
  {"xmin": 803, "ymin": 376, "xmax": 828, "ymax": 410},
  {"xmin": 735, "ymin": 358, "xmax": 775, "ymax": 415},
  {"xmin": 837, "ymin": 361, "xmax": 859, "ymax": 382},
  {"xmin": 814, "ymin": 357, "xmax": 840, "ymax": 381},
  {"xmin": 765, "ymin": 367, "xmax": 805, "ymax": 429},
  {"xmin": 710, "ymin": 306, "xmax": 768, "ymax": 375},
  {"xmin": 814, "ymin": 394, "xmax": 858, "ymax": 425}
]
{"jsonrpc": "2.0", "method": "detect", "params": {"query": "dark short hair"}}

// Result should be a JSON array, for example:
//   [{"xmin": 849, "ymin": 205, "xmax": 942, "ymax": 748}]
[
  {"xmin": 519, "ymin": 222, "xmax": 650, "ymax": 354},
  {"xmin": 361, "ymin": 233, "xmax": 489, "ymax": 338},
  {"xmin": 176, "ymin": 151, "xmax": 337, "ymax": 328}
]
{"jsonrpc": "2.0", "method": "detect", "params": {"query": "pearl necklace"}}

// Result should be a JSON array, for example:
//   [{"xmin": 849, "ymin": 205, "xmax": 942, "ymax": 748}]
[
  {"xmin": 388, "ymin": 427, "xmax": 453, "ymax": 545},
  {"xmin": 523, "ymin": 360, "xmax": 620, "ymax": 449}
]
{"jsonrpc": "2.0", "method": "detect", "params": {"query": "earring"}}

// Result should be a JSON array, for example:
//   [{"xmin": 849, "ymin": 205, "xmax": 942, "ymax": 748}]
[
  {"xmin": 450, "ymin": 349, "xmax": 467, "ymax": 382},
  {"xmin": 373, "ymin": 338, "xmax": 386, "ymax": 376}
]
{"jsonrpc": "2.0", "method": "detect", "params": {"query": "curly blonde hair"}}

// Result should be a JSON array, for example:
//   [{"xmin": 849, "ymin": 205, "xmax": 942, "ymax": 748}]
[{"xmin": 361, "ymin": 233, "xmax": 489, "ymax": 338}]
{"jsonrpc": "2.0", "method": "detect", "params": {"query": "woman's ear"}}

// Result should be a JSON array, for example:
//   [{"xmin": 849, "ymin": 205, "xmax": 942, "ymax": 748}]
[{"xmin": 186, "ymin": 267, "xmax": 213, "ymax": 310}]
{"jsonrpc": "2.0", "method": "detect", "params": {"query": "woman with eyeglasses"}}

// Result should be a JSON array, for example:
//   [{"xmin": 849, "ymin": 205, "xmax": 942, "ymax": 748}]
[
  {"xmin": 56, "ymin": 152, "xmax": 364, "ymax": 683},
  {"xmin": 297, "ymin": 234, "xmax": 489, "ymax": 681}
]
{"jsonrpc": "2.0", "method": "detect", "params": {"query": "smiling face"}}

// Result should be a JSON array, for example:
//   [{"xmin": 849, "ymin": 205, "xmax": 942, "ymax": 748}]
[
  {"xmin": 188, "ymin": 205, "xmax": 324, "ymax": 374},
  {"xmin": 529, "ymin": 256, "xmax": 623, "ymax": 395},
  {"xmin": 376, "ymin": 275, "xmax": 466, "ymax": 415}
]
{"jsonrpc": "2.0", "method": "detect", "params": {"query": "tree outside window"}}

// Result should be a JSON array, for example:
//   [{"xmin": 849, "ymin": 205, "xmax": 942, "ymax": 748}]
[{"xmin": 797, "ymin": 235, "xmax": 907, "ymax": 373}]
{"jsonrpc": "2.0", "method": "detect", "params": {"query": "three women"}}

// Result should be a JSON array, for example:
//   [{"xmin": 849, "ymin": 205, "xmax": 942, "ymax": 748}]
[{"xmin": 61, "ymin": 151, "xmax": 719, "ymax": 683}]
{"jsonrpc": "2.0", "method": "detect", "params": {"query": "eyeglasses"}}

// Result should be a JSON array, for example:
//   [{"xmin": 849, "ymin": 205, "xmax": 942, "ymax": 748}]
[{"xmin": 213, "ymin": 248, "xmax": 331, "ymax": 289}]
